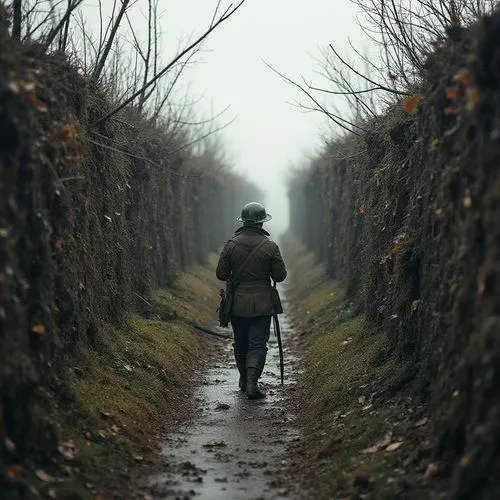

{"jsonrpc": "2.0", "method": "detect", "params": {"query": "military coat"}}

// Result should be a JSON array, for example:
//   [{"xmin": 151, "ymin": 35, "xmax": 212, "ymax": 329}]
[{"xmin": 216, "ymin": 226, "xmax": 287, "ymax": 317}]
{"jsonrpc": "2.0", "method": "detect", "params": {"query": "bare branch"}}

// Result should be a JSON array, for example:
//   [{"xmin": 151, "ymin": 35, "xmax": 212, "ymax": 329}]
[
  {"xmin": 91, "ymin": 0, "xmax": 247, "ymax": 127},
  {"xmin": 92, "ymin": 0, "xmax": 131, "ymax": 81},
  {"xmin": 42, "ymin": 0, "xmax": 84, "ymax": 51},
  {"xmin": 263, "ymin": 61, "xmax": 364, "ymax": 136},
  {"xmin": 328, "ymin": 43, "xmax": 411, "ymax": 96}
]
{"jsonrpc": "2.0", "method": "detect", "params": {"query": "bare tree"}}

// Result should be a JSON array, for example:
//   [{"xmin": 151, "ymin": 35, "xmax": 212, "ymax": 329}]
[
  {"xmin": 279, "ymin": 0, "xmax": 497, "ymax": 129},
  {"xmin": 91, "ymin": 0, "xmax": 247, "ymax": 127}
]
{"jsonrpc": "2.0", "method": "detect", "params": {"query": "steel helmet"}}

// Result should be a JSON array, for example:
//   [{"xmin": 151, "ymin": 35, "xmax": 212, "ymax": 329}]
[{"xmin": 237, "ymin": 202, "xmax": 272, "ymax": 224}]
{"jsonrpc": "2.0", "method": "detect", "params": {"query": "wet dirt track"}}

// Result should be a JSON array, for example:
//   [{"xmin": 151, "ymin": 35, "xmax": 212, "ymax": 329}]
[{"xmin": 149, "ymin": 309, "xmax": 300, "ymax": 500}]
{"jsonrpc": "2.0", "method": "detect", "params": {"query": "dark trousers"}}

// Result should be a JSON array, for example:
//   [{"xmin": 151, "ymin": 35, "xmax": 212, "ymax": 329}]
[{"xmin": 231, "ymin": 315, "xmax": 271, "ymax": 371}]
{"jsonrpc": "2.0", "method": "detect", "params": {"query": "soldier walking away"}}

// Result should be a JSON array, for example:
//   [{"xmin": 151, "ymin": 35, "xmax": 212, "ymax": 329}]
[{"xmin": 216, "ymin": 202, "xmax": 287, "ymax": 399}]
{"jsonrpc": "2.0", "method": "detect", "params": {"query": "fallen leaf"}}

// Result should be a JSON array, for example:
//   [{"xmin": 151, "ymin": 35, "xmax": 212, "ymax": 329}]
[
  {"xmin": 55, "ymin": 240, "xmax": 63, "ymax": 253},
  {"xmin": 7, "ymin": 464, "xmax": 23, "ymax": 479},
  {"xmin": 22, "ymin": 82, "xmax": 36, "ymax": 92},
  {"xmin": 0, "ymin": 228, "xmax": 9, "ymax": 238},
  {"xmin": 463, "ymin": 195, "xmax": 472, "ymax": 208},
  {"xmin": 340, "ymin": 410, "xmax": 353, "ymax": 418},
  {"xmin": 32, "ymin": 324, "xmax": 46, "ymax": 335},
  {"xmin": 35, "ymin": 469, "xmax": 55, "ymax": 483},
  {"xmin": 25, "ymin": 89, "xmax": 37, "ymax": 106},
  {"xmin": 445, "ymin": 87, "xmax": 460, "ymax": 100},
  {"xmin": 386, "ymin": 441, "xmax": 404, "ymax": 452},
  {"xmin": 379, "ymin": 433, "xmax": 392, "ymax": 447},
  {"xmin": 359, "ymin": 203, "xmax": 367, "ymax": 215},
  {"xmin": 478, "ymin": 278, "xmax": 486, "ymax": 296},
  {"xmin": 411, "ymin": 299, "xmax": 420, "ymax": 314},
  {"xmin": 7, "ymin": 81, "xmax": 20, "ymax": 93},
  {"xmin": 454, "ymin": 69, "xmax": 471, "ymax": 86},
  {"xmin": 133, "ymin": 455, "xmax": 144, "ymax": 462},
  {"xmin": 58, "ymin": 440, "xmax": 77, "ymax": 460},
  {"xmin": 466, "ymin": 86, "xmax": 480, "ymax": 112},
  {"xmin": 57, "ymin": 123, "xmax": 77, "ymax": 142},
  {"xmin": 5, "ymin": 437, "xmax": 16, "ymax": 452},
  {"xmin": 361, "ymin": 445, "xmax": 379, "ymax": 454},
  {"xmin": 423, "ymin": 462, "xmax": 439, "ymax": 480},
  {"xmin": 415, "ymin": 417, "xmax": 428, "ymax": 427},
  {"xmin": 430, "ymin": 138, "xmax": 440, "ymax": 151},
  {"xmin": 403, "ymin": 94, "xmax": 422, "ymax": 113},
  {"xmin": 36, "ymin": 101, "xmax": 48, "ymax": 113},
  {"xmin": 276, "ymin": 487, "xmax": 289, "ymax": 495},
  {"xmin": 100, "ymin": 411, "xmax": 112, "ymax": 419}
]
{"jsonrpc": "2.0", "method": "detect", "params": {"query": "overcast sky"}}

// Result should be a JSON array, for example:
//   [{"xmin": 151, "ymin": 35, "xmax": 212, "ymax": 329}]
[{"xmin": 83, "ymin": 0, "xmax": 367, "ymax": 236}]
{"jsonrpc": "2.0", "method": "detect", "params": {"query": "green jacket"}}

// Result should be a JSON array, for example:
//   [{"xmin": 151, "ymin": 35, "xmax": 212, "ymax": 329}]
[{"xmin": 216, "ymin": 226, "xmax": 287, "ymax": 317}]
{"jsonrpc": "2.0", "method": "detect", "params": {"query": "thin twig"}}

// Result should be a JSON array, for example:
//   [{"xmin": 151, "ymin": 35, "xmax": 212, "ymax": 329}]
[
  {"xmin": 87, "ymin": 137, "xmax": 200, "ymax": 178},
  {"xmin": 91, "ymin": 0, "xmax": 247, "ymax": 127}
]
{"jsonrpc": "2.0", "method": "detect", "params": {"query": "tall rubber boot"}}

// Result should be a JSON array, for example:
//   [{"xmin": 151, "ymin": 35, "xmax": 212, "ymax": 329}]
[
  {"xmin": 246, "ymin": 354, "xmax": 266, "ymax": 400},
  {"xmin": 235, "ymin": 356, "xmax": 247, "ymax": 392}
]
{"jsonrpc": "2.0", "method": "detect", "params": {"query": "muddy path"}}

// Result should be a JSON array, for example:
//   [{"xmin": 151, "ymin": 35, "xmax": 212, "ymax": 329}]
[{"xmin": 147, "ymin": 304, "xmax": 301, "ymax": 500}]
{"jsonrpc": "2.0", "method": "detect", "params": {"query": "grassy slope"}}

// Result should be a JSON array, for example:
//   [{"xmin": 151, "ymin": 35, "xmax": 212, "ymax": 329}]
[
  {"xmin": 25, "ymin": 256, "xmax": 222, "ymax": 499},
  {"xmin": 283, "ymin": 236, "xmax": 446, "ymax": 500}
]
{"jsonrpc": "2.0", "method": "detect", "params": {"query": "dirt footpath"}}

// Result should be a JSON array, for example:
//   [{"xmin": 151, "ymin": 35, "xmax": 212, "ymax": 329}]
[{"xmin": 145, "ymin": 306, "xmax": 301, "ymax": 500}]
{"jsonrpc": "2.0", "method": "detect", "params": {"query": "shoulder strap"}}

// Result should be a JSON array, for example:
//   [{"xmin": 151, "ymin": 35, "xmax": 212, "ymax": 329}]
[{"xmin": 231, "ymin": 238, "xmax": 268, "ymax": 284}]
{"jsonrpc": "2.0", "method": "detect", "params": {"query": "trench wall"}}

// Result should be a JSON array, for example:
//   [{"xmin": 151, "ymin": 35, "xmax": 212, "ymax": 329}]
[{"xmin": 289, "ymin": 12, "xmax": 500, "ymax": 499}]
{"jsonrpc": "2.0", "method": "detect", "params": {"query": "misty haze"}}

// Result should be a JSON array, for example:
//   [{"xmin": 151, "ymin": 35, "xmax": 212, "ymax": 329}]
[{"xmin": 1, "ymin": 1, "xmax": 499, "ymax": 499}]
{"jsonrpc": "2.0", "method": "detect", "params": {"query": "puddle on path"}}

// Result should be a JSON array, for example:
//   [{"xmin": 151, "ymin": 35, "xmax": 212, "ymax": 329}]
[{"xmin": 150, "ymin": 310, "xmax": 300, "ymax": 500}]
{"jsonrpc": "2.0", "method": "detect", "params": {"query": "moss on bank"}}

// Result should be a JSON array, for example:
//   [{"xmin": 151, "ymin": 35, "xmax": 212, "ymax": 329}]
[
  {"xmin": 283, "ymin": 235, "xmax": 446, "ymax": 499},
  {"xmin": 10, "ymin": 257, "xmax": 221, "ymax": 499}
]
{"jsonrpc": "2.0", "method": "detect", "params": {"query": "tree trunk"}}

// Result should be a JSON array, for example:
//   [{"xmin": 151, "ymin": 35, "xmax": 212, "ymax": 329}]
[{"xmin": 12, "ymin": 0, "xmax": 22, "ymax": 39}]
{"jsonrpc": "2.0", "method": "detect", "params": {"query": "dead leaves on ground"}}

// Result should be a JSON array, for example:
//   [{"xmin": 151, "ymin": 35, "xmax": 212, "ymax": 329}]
[
  {"xmin": 361, "ymin": 432, "xmax": 403, "ymax": 454},
  {"xmin": 35, "ymin": 468, "xmax": 56, "ymax": 483}
]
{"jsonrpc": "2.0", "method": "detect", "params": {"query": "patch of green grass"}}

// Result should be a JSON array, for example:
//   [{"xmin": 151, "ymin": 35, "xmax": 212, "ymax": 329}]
[
  {"xmin": 284, "ymin": 236, "xmax": 412, "ymax": 497},
  {"xmin": 49, "ymin": 255, "xmax": 223, "ymax": 495},
  {"xmin": 152, "ymin": 257, "xmax": 220, "ymax": 325}
]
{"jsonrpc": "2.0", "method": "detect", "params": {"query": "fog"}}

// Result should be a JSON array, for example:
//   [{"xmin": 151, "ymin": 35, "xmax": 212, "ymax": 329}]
[{"xmin": 84, "ymin": 0, "xmax": 366, "ymax": 237}]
